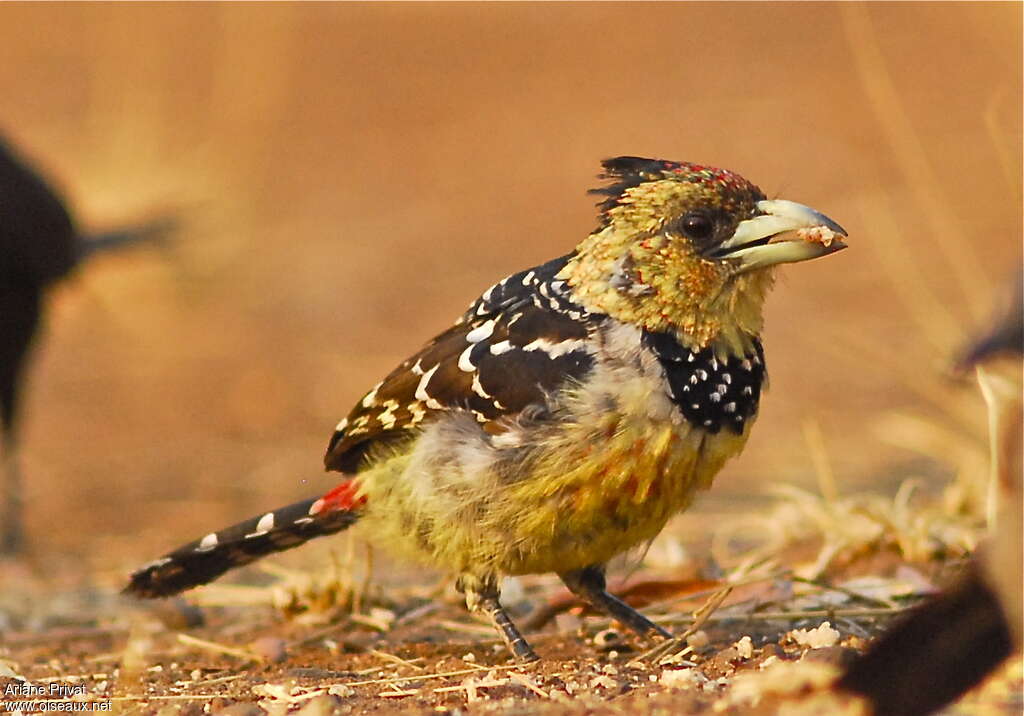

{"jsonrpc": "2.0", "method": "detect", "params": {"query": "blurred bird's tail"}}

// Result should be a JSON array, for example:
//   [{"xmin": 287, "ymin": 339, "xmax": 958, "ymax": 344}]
[
  {"xmin": 837, "ymin": 563, "xmax": 1013, "ymax": 716},
  {"xmin": 124, "ymin": 481, "xmax": 365, "ymax": 598},
  {"xmin": 78, "ymin": 215, "xmax": 179, "ymax": 260}
]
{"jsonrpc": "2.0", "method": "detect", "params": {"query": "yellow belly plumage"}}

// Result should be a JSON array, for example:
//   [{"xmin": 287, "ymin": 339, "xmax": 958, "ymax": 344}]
[{"xmin": 355, "ymin": 340, "xmax": 755, "ymax": 580}]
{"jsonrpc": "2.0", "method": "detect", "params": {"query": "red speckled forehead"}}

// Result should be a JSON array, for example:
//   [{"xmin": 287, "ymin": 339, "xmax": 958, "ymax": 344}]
[{"xmin": 656, "ymin": 160, "xmax": 761, "ymax": 196}]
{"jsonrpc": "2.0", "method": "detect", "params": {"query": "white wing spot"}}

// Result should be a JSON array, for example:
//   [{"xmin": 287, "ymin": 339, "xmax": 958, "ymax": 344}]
[
  {"xmin": 466, "ymin": 320, "xmax": 496, "ymax": 343},
  {"xmin": 743, "ymin": 386, "xmax": 753, "ymax": 396},
  {"xmin": 521, "ymin": 270, "xmax": 536, "ymax": 286},
  {"xmin": 458, "ymin": 345, "xmax": 477, "ymax": 372},
  {"xmin": 334, "ymin": 417, "xmax": 348, "ymax": 432},
  {"xmin": 490, "ymin": 340, "xmax": 514, "ymax": 355},
  {"xmin": 361, "ymin": 381, "xmax": 383, "ymax": 408},
  {"xmin": 411, "ymin": 358, "xmax": 424, "ymax": 376},
  {"xmin": 415, "ymin": 364, "xmax": 440, "ymax": 401},
  {"xmin": 724, "ymin": 402, "xmax": 737, "ymax": 413},
  {"xmin": 522, "ymin": 337, "xmax": 588, "ymax": 358},
  {"xmin": 471, "ymin": 372, "xmax": 492, "ymax": 399}
]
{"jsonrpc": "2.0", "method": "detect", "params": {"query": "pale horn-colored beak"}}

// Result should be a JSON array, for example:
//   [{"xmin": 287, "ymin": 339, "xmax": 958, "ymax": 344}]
[{"xmin": 714, "ymin": 199, "xmax": 848, "ymax": 272}]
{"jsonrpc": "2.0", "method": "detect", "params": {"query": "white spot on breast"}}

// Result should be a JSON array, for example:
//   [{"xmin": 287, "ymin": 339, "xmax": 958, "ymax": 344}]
[
  {"xmin": 723, "ymin": 373, "xmax": 732, "ymax": 384},
  {"xmin": 743, "ymin": 386, "xmax": 753, "ymax": 396},
  {"xmin": 696, "ymin": 369, "xmax": 708, "ymax": 381},
  {"xmin": 724, "ymin": 402, "xmax": 736, "ymax": 413},
  {"xmin": 741, "ymin": 359, "xmax": 753, "ymax": 371},
  {"xmin": 415, "ymin": 364, "xmax": 440, "ymax": 402},
  {"xmin": 710, "ymin": 357, "xmax": 719, "ymax": 370},
  {"xmin": 691, "ymin": 403, "xmax": 700, "ymax": 410},
  {"xmin": 458, "ymin": 345, "xmax": 477, "ymax": 372},
  {"xmin": 703, "ymin": 419, "xmax": 713, "ymax": 426},
  {"xmin": 716, "ymin": 384, "xmax": 728, "ymax": 395},
  {"xmin": 689, "ymin": 375, "xmax": 698, "ymax": 385},
  {"xmin": 490, "ymin": 340, "xmax": 514, "ymax": 355},
  {"xmin": 709, "ymin": 392, "xmax": 721, "ymax": 403},
  {"xmin": 687, "ymin": 352, "xmax": 696, "ymax": 362},
  {"xmin": 197, "ymin": 533, "xmax": 218, "ymax": 552},
  {"xmin": 466, "ymin": 320, "xmax": 496, "ymax": 343}
]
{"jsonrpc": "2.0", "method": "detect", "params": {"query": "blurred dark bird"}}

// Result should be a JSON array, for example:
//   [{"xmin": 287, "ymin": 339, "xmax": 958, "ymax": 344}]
[
  {"xmin": 838, "ymin": 273, "xmax": 1023, "ymax": 716},
  {"xmin": 0, "ymin": 136, "xmax": 177, "ymax": 555}
]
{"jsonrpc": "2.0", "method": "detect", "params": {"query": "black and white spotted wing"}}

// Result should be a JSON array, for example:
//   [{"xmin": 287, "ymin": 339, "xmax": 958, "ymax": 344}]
[
  {"xmin": 324, "ymin": 254, "xmax": 605, "ymax": 473},
  {"xmin": 642, "ymin": 330, "xmax": 766, "ymax": 434}
]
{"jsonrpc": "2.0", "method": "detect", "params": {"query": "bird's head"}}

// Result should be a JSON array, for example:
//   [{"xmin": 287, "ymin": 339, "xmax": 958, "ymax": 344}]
[{"xmin": 559, "ymin": 156, "xmax": 847, "ymax": 356}]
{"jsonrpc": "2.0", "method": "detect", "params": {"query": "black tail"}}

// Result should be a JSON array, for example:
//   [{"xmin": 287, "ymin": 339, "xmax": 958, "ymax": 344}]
[
  {"xmin": 837, "ymin": 562, "xmax": 1013, "ymax": 716},
  {"xmin": 124, "ymin": 496, "xmax": 360, "ymax": 598},
  {"xmin": 78, "ymin": 215, "xmax": 179, "ymax": 260}
]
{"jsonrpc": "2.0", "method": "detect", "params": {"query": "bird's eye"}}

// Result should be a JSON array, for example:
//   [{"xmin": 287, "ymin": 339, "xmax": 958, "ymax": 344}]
[{"xmin": 680, "ymin": 212, "xmax": 714, "ymax": 241}]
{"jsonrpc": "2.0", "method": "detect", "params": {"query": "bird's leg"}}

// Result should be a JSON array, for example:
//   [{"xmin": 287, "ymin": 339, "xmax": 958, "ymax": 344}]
[
  {"xmin": 457, "ymin": 575, "xmax": 539, "ymax": 663},
  {"xmin": 559, "ymin": 565, "xmax": 671, "ymax": 640},
  {"xmin": 1, "ymin": 435, "xmax": 23, "ymax": 554}
]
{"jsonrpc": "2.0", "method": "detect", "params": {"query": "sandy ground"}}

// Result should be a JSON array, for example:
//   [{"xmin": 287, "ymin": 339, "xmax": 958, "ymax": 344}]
[{"xmin": 0, "ymin": 3, "xmax": 1021, "ymax": 713}]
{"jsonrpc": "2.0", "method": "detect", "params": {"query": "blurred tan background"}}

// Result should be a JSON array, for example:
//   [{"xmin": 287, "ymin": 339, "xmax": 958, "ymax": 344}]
[{"xmin": 0, "ymin": 3, "xmax": 1019, "ymax": 579}]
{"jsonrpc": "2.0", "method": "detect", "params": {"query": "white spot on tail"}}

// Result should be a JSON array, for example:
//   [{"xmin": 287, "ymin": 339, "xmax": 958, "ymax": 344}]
[
  {"xmin": 256, "ymin": 512, "xmax": 275, "ymax": 533},
  {"xmin": 196, "ymin": 533, "xmax": 219, "ymax": 552}
]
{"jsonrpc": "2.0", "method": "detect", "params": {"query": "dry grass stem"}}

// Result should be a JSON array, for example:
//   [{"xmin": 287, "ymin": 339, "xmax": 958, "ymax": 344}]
[{"xmin": 176, "ymin": 633, "xmax": 261, "ymax": 662}]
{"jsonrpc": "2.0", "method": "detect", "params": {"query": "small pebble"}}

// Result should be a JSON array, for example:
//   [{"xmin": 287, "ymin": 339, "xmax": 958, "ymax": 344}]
[
  {"xmin": 735, "ymin": 636, "xmax": 754, "ymax": 659},
  {"xmin": 296, "ymin": 695, "xmax": 347, "ymax": 716},
  {"xmin": 686, "ymin": 630, "xmax": 710, "ymax": 649}
]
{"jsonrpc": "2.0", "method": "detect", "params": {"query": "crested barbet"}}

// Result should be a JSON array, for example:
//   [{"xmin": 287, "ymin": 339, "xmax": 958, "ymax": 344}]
[{"xmin": 126, "ymin": 157, "xmax": 847, "ymax": 661}]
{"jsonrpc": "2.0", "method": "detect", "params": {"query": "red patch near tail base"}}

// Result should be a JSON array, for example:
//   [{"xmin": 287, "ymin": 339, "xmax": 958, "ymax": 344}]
[{"xmin": 312, "ymin": 480, "xmax": 366, "ymax": 514}]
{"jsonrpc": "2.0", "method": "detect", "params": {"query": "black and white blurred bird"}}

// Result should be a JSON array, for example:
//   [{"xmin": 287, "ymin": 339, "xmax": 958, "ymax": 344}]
[
  {"xmin": 838, "ymin": 273, "xmax": 1023, "ymax": 716},
  {"xmin": 0, "ymin": 135, "xmax": 177, "ymax": 554}
]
